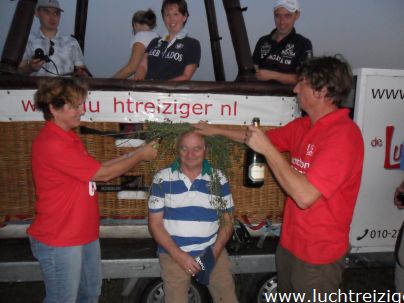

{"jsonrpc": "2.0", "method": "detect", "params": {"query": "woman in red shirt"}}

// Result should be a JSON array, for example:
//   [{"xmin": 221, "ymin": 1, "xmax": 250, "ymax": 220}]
[{"xmin": 28, "ymin": 77, "xmax": 158, "ymax": 303}]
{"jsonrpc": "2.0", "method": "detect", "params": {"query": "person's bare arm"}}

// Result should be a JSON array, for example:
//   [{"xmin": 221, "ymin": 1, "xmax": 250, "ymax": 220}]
[
  {"xmin": 133, "ymin": 53, "xmax": 148, "ymax": 81},
  {"xmin": 246, "ymin": 126, "xmax": 321, "ymax": 209},
  {"xmin": 255, "ymin": 69, "xmax": 297, "ymax": 85},
  {"xmin": 92, "ymin": 141, "xmax": 157, "ymax": 182},
  {"xmin": 113, "ymin": 42, "xmax": 146, "ymax": 79},
  {"xmin": 194, "ymin": 122, "xmax": 320, "ymax": 208},
  {"xmin": 18, "ymin": 58, "xmax": 44, "ymax": 75},
  {"xmin": 73, "ymin": 65, "xmax": 92, "ymax": 77},
  {"xmin": 170, "ymin": 64, "xmax": 198, "ymax": 81},
  {"xmin": 193, "ymin": 121, "xmax": 246, "ymax": 144},
  {"xmin": 211, "ymin": 212, "xmax": 233, "ymax": 259},
  {"xmin": 148, "ymin": 212, "xmax": 201, "ymax": 274}
]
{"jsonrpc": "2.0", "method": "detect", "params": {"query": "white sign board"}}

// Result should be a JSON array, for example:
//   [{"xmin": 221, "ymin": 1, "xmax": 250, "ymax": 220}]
[
  {"xmin": 350, "ymin": 68, "xmax": 404, "ymax": 253},
  {"xmin": 0, "ymin": 90, "xmax": 299, "ymax": 126}
]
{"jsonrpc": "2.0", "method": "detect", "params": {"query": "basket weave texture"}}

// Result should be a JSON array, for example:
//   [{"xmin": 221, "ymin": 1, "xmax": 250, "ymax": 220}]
[{"xmin": 0, "ymin": 122, "xmax": 287, "ymax": 225}]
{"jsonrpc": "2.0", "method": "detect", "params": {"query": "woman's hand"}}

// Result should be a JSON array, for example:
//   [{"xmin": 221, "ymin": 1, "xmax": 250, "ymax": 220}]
[{"xmin": 138, "ymin": 141, "xmax": 158, "ymax": 161}]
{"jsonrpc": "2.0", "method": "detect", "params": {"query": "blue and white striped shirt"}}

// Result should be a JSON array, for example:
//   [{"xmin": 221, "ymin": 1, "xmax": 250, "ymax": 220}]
[{"xmin": 148, "ymin": 160, "xmax": 234, "ymax": 257}]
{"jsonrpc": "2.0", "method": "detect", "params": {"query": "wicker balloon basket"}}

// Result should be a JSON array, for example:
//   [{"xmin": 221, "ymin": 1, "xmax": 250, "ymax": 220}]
[{"xmin": 0, "ymin": 122, "xmax": 287, "ymax": 226}]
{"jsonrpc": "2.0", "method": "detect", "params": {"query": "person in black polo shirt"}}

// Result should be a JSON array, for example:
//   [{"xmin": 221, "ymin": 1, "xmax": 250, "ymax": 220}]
[
  {"xmin": 253, "ymin": 0, "xmax": 312, "ymax": 84},
  {"xmin": 134, "ymin": 0, "xmax": 201, "ymax": 81}
]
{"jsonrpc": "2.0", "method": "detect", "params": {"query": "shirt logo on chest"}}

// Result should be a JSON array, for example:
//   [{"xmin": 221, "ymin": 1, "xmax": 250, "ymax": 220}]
[
  {"xmin": 281, "ymin": 44, "xmax": 296, "ymax": 58},
  {"xmin": 306, "ymin": 144, "xmax": 315, "ymax": 156},
  {"xmin": 260, "ymin": 42, "xmax": 271, "ymax": 59},
  {"xmin": 176, "ymin": 43, "xmax": 184, "ymax": 50}
]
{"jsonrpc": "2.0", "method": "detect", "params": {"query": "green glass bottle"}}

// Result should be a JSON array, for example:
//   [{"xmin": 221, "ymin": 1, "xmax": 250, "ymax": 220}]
[{"xmin": 243, "ymin": 117, "xmax": 265, "ymax": 187}]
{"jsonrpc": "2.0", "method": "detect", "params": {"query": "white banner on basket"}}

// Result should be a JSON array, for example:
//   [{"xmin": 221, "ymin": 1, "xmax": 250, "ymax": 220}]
[{"xmin": 0, "ymin": 90, "xmax": 299, "ymax": 126}]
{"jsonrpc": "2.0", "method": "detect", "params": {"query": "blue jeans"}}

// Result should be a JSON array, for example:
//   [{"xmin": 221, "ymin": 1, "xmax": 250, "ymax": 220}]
[{"xmin": 29, "ymin": 237, "xmax": 102, "ymax": 303}]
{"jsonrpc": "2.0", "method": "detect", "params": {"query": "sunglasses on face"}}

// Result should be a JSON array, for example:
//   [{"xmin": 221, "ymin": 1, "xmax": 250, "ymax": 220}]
[{"xmin": 49, "ymin": 40, "xmax": 54, "ymax": 57}]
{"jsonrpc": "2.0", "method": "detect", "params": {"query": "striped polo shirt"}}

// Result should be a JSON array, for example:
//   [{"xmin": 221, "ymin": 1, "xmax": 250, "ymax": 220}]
[{"xmin": 148, "ymin": 160, "xmax": 234, "ymax": 257}]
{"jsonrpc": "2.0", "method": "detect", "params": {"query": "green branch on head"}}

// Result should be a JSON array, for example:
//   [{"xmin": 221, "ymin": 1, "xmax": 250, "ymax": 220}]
[{"xmin": 144, "ymin": 120, "xmax": 240, "ymax": 224}]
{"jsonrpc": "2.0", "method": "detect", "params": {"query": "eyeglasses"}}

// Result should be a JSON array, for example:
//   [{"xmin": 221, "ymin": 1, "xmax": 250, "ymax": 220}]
[{"xmin": 49, "ymin": 40, "xmax": 54, "ymax": 57}]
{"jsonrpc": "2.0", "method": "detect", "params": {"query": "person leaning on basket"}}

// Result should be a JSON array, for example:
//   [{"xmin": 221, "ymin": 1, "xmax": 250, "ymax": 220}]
[
  {"xmin": 134, "ymin": 0, "xmax": 201, "ymax": 81},
  {"xmin": 148, "ymin": 130, "xmax": 238, "ymax": 303},
  {"xmin": 18, "ymin": 0, "xmax": 91, "ymax": 77},
  {"xmin": 193, "ymin": 55, "xmax": 364, "ymax": 299},
  {"xmin": 27, "ymin": 77, "xmax": 158, "ymax": 303},
  {"xmin": 252, "ymin": 0, "xmax": 313, "ymax": 85},
  {"xmin": 112, "ymin": 9, "xmax": 159, "ymax": 79}
]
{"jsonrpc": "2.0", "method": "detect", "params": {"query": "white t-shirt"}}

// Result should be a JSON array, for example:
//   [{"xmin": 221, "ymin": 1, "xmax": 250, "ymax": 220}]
[{"xmin": 130, "ymin": 31, "xmax": 159, "ymax": 48}]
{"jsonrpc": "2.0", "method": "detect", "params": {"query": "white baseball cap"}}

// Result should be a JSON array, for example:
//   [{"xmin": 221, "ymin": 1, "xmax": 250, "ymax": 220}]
[
  {"xmin": 37, "ymin": 0, "xmax": 64, "ymax": 12},
  {"xmin": 274, "ymin": 0, "xmax": 300, "ymax": 13}
]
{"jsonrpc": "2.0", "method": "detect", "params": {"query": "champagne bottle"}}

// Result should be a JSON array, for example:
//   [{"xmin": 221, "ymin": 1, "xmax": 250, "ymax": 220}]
[{"xmin": 243, "ymin": 117, "xmax": 265, "ymax": 187}]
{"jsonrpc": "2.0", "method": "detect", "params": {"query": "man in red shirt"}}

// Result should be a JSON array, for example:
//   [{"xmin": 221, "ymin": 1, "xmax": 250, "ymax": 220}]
[{"xmin": 194, "ymin": 55, "xmax": 364, "ymax": 298}]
